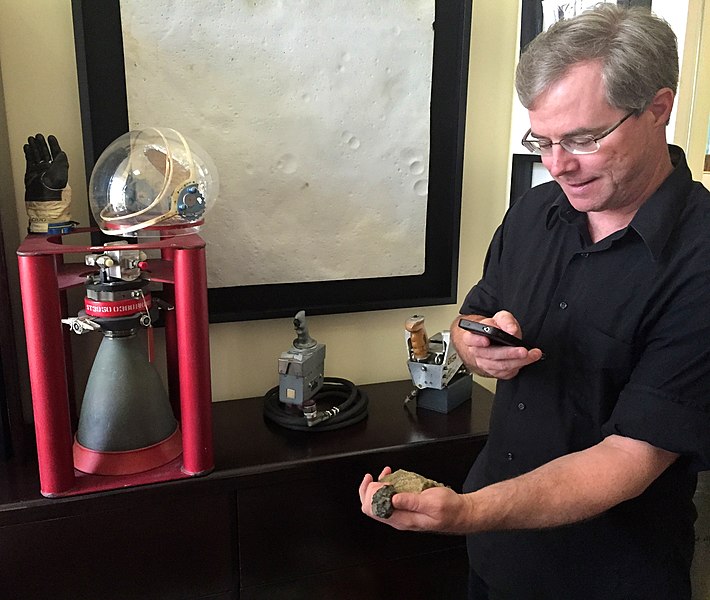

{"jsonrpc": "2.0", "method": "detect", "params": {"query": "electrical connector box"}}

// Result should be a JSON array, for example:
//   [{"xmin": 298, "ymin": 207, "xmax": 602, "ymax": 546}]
[{"xmin": 278, "ymin": 343, "xmax": 326, "ymax": 406}]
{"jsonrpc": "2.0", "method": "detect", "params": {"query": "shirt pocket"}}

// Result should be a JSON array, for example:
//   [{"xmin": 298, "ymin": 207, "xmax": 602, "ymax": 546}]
[{"xmin": 570, "ymin": 320, "xmax": 635, "ymax": 372}]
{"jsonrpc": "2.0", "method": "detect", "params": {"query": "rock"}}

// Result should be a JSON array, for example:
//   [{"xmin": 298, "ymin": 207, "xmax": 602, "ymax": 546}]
[
  {"xmin": 371, "ymin": 469, "xmax": 446, "ymax": 519},
  {"xmin": 371, "ymin": 486, "xmax": 398, "ymax": 519}
]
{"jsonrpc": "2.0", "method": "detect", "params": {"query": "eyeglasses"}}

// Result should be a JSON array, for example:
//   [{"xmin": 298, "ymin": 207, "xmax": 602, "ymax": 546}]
[{"xmin": 521, "ymin": 111, "xmax": 635, "ymax": 156}]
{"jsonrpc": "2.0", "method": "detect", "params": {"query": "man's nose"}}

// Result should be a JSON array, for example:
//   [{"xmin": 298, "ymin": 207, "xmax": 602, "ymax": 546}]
[{"xmin": 544, "ymin": 145, "xmax": 578, "ymax": 178}]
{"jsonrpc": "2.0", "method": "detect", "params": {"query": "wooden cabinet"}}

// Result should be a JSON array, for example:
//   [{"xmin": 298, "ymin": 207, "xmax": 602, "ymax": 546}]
[
  {"xmin": 0, "ymin": 380, "xmax": 492, "ymax": 599},
  {"xmin": 0, "ymin": 490, "xmax": 235, "ymax": 599}
]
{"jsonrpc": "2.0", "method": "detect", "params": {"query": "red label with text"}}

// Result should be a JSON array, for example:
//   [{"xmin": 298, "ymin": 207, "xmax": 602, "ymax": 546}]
[{"xmin": 85, "ymin": 294, "xmax": 152, "ymax": 317}]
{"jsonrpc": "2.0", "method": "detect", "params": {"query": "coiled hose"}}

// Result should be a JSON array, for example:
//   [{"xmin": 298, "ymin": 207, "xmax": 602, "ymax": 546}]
[{"xmin": 263, "ymin": 376, "xmax": 369, "ymax": 431}]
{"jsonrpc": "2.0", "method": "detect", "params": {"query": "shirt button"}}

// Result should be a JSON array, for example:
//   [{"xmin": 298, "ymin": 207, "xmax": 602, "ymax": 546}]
[
  {"xmin": 517, "ymin": 402, "xmax": 526, "ymax": 410},
  {"xmin": 505, "ymin": 452, "xmax": 514, "ymax": 461},
  {"xmin": 580, "ymin": 252, "xmax": 589, "ymax": 258},
  {"xmin": 559, "ymin": 301, "xmax": 568, "ymax": 310}
]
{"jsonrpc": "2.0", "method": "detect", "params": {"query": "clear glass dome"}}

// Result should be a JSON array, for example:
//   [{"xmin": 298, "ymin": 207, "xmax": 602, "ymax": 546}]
[{"xmin": 89, "ymin": 128, "xmax": 219, "ymax": 237}]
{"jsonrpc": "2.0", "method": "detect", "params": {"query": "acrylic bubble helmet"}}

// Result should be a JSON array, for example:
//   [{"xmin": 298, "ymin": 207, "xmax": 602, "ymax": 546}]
[{"xmin": 89, "ymin": 127, "xmax": 219, "ymax": 237}]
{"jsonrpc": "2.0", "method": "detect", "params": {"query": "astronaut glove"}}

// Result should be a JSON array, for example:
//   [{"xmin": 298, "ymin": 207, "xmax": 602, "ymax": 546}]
[{"xmin": 23, "ymin": 133, "xmax": 75, "ymax": 234}]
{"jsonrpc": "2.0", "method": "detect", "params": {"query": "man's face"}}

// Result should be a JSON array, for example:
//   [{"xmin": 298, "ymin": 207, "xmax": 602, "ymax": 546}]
[{"xmin": 528, "ymin": 61, "xmax": 656, "ymax": 218}]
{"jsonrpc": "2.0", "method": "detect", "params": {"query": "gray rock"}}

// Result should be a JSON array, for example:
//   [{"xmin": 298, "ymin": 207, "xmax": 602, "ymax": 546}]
[{"xmin": 371, "ymin": 469, "xmax": 446, "ymax": 519}]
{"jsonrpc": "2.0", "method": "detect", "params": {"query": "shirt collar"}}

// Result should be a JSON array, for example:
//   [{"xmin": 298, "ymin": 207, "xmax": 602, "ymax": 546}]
[
  {"xmin": 630, "ymin": 145, "xmax": 693, "ymax": 260},
  {"xmin": 545, "ymin": 145, "xmax": 694, "ymax": 260}
]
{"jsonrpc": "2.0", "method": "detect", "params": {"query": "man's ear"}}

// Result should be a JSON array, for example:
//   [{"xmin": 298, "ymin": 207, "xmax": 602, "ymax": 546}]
[{"xmin": 647, "ymin": 87, "xmax": 675, "ymax": 126}]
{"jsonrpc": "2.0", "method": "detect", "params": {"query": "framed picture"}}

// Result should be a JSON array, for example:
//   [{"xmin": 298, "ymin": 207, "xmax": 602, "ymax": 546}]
[
  {"xmin": 520, "ymin": 0, "xmax": 653, "ymax": 52},
  {"xmin": 510, "ymin": 153, "xmax": 555, "ymax": 206},
  {"xmin": 71, "ymin": 0, "xmax": 472, "ymax": 323}
]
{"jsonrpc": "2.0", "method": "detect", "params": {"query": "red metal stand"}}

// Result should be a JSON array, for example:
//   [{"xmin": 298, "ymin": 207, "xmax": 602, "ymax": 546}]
[{"xmin": 17, "ymin": 229, "xmax": 214, "ymax": 497}]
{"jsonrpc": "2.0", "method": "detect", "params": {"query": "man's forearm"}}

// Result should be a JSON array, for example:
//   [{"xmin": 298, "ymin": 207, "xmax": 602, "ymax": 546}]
[{"xmin": 457, "ymin": 435, "xmax": 678, "ymax": 532}]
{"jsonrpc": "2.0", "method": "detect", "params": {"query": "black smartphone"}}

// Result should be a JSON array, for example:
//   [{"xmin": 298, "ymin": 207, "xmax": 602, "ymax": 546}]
[{"xmin": 458, "ymin": 318, "xmax": 533, "ymax": 350}]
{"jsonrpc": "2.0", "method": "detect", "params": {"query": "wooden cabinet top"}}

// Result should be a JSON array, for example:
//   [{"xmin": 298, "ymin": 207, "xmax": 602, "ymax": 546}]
[{"xmin": 0, "ymin": 379, "xmax": 492, "ymax": 522}]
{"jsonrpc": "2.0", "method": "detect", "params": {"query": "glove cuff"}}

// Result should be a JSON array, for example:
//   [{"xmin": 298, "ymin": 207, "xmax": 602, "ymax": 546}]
[{"xmin": 26, "ymin": 186, "xmax": 75, "ymax": 234}]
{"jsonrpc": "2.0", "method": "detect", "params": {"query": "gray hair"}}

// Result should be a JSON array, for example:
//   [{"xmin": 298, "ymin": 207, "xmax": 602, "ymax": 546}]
[{"xmin": 515, "ymin": 4, "xmax": 678, "ymax": 114}]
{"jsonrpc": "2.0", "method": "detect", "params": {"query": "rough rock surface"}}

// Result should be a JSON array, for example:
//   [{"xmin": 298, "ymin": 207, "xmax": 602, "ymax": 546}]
[{"xmin": 371, "ymin": 469, "xmax": 446, "ymax": 519}]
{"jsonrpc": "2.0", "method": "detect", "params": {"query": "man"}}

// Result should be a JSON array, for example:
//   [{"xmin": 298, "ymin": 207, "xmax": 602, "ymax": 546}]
[{"xmin": 359, "ymin": 5, "xmax": 710, "ymax": 599}]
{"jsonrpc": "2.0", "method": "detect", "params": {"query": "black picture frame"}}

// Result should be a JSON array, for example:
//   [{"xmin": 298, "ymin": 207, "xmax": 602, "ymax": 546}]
[
  {"xmin": 520, "ymin": 0, "xmax": 653, "ymax": 53},
  {"xmin": 71, "ymin": 0, "xmax": 471, "ymax": 323},
  {"xmin": 510, "ymin": 153, "xmax": 543, "ymax": 206}
]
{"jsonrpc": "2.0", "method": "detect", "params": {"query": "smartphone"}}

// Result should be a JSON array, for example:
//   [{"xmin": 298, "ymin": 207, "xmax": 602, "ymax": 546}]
[{"xmin": 458, "ymin": 318, "xmax": 534, "ymax": 350}]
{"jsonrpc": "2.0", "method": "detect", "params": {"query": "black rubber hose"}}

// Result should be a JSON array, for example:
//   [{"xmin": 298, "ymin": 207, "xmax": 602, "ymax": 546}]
[{"xmin": 263, "ymin": 376, "xmax": 368, "ymax": 431}]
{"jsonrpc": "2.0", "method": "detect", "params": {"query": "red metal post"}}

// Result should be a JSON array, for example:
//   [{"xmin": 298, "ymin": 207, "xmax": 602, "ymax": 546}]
[
  {"xmin": 17, "ymin": 253, "xmax": 75, "ymax": 496},
  {"xmin": 173, "ymin": 246, "xmax": 213, "ymax": 474}
]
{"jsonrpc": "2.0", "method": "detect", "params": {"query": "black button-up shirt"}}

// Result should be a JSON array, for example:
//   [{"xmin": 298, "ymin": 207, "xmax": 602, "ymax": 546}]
[{"xmin": 461, "ymin": 146, "xmax": 710, "ymax": 599}]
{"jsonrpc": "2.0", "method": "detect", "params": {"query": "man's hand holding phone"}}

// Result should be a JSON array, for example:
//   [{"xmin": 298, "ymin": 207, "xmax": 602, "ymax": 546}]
[{"xmin": 452, "ymin": 311, "xmax": 544, "ymax": 380}]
